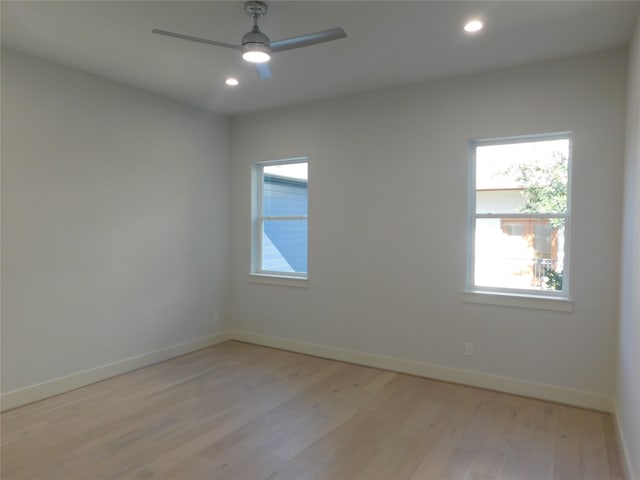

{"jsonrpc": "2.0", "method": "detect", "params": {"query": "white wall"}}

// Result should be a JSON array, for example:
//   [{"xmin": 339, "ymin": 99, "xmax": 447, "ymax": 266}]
[
  {"xmin": 230, "ymin": 50, "xmax": 627, "ymax": 403},
  {"xmin": 1, "ymin": 49, "xmax": 230, "ymax": 395},
  {"xmin": 617, "ymin": 15, "xmax": 640, "ymax": 480},
  {"xmin": 0, "ymin": 43, "xmax": 630, "ymax": 420}
]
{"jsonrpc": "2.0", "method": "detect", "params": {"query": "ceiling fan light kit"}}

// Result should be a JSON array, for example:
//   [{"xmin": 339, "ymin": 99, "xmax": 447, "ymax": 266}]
[
  {"xmin": 152, "ymin": 1, "xmax": 346, "ymax": 78},
  {"xmin": 242, "ymin": 48, "xmax": 270, "ymax": 63}
]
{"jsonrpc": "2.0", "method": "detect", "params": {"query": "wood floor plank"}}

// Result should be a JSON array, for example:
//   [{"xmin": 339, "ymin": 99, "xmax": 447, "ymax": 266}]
[
  {"xmin": 580, "ymin": 409, "xmax": 613, "ymax": 480},
  {"xmin": 554, "ymin": 405, "xmax": 583, "ymax": 480},
  {"xmin": 0, "ymin": 341, "xmax": 626, "ymax": 480},
  {"xmin": 602, "ymin": 414, "xmax": 626, "ymax": 480},
  {"xmin": 463, "ymin": 399, "xmax": 516, "ymax": 479}
]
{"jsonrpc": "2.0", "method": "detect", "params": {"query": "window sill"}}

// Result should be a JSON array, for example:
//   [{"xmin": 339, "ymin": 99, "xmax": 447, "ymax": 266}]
[
  {"xmin": 249, "ymin": 273, "xmax": 309, "ymax": 288},
  {"xmin": 461, "ymin": 291, "xmax": 573, "ymax": 312}
]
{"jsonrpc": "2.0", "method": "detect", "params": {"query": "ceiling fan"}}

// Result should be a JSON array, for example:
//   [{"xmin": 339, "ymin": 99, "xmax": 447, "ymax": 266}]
[{"xmin": 152, "ymin": 1, "xmax": 347, "ymax": 79}]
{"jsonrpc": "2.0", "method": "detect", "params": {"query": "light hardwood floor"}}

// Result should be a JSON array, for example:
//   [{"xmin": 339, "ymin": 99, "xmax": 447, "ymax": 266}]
[{"xmin": 1, "ymin": 341, "xmax": 626, "ymax": 480}]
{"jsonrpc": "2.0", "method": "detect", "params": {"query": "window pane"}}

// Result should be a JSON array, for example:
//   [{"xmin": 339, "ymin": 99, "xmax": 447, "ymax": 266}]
[
  {"xmin": 263, "ymin": 163, "xmax": 308, "ymax": 217},
  {"xmin": 476, "ymin": 138, "xmax": 569, "ymax": 214},
  {"xmin": 475, "ymin": 217, "xmax": 565, "ymax": 291},
  {"xmin": 262, "ymin": 219, "xmax": 308, "ymax": 274}
]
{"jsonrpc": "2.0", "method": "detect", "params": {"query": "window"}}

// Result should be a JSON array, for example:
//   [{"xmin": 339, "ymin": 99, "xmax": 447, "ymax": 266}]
[
  {"xmin": 467, "ymin": 133, "xmax": 571, "ymax": 299},
  {"xmin": 252, "ymin": 158, "xmax": 308, "ymax": 281}
]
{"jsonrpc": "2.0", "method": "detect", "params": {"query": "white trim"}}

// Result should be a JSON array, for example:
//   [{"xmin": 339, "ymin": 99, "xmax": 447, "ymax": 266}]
[
  {"xmin": 229, "ymin": 330, "xmax": 612, "ymax": 412},
  {"xmin": 475, "ymin": 212, "xmax": 567, "ymax": 219},
  {"xmin": 0, "ymin": 331, "xmax": 232, "ymax": 412},
  {"xmin": 467, "ymin": 132, "xmax": 573, "ymax": 300},
  {"xmin": 251, "ymin": 157, "xmax": 309, "ymax": 278},
  {"xmin": 248, "ymin": 273, "xmax": 309, "ymax": 288},
  {"xmin": 461, "ymin": 290, "xmax": 574, "ymax": 312},
  {"xmin": 472, "ymin": 131, "xmax": 574, "ymax": 146},
  {"xmin": 264, "ymin": 215, "xmax": 308, "ymax": 221},
  {"xmin": 614, "ymin": 399, "xmax": 639, "ymax": 480},
  {"xmin": 1, "ymin": 329, "xmax": 612, "ymax": 414}
]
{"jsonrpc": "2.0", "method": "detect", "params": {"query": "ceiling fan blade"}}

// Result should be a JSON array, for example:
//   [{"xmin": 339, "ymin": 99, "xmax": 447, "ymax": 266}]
[
  {"xmin": 152, "ymin": 29, "xmax": 241, "ymax": 50},
  {"xmin": 255, "ymin": 62, "xmax": 272, "ymax": 79},
  {"xmin": 270, "ymin": 27, "xmax": 346, "ymax": 53}
]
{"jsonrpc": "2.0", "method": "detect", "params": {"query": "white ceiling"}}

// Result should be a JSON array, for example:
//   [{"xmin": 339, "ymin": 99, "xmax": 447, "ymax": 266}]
[{"xmin": 2, "ymin": 1, "xmax": 639, "ymax": 115}]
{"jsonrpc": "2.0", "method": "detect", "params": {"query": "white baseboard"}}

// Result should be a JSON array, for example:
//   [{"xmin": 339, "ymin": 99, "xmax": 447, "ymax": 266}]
[
  {"xmin": 0, "ymin": 331, "xmax": 232, "ymax": 412},
  {"xmin": 614, "ymin": 399, "xmax": 639, "ymax": 480},
  {"xmin": 229, "ymin": 330, "xmax": 614, "ymax": 412},
  {"xmin": 1, "ymin": 329, "xmax": 613, "ymax": 414}
]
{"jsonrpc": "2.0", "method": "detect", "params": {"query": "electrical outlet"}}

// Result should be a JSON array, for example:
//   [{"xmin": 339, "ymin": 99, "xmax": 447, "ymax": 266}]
[
  {"xmin": 213, "ymin": 311, "xmax": 220, "ymax": 324},
  {"xmin": 465, "ymin": 342, "xmax": 474, "ymax": 356}
]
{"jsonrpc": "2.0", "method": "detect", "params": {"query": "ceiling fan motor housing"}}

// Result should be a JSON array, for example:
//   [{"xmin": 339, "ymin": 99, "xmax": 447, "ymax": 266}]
[
  {"xmin": 243, "ymin": 1, "xmax": 270, "ymax": 55},
  {"xmin": 242, "ymin": 26, "xmax": 270, "ymax": 47}
]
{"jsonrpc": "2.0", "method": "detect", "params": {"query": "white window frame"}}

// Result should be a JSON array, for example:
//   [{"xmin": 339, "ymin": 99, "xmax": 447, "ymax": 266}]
[
  {"xmin": 464, "ymin": 132, "xmax": 573, "ymax": 310},
  {"xmin": 250, "ymin": 157, "xmax": 309, "ymax": 287}
]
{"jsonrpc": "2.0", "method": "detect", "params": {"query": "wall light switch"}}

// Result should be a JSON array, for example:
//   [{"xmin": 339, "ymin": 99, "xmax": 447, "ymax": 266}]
[{"xmin": 465, "ymin": 342, "xmax": 474, "ymax": 356}]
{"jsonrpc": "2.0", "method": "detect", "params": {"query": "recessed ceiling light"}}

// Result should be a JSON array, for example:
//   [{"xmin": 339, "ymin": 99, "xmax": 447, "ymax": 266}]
[
  {"xmin": 464, "ymin": 20, "xmax": 484, "ymax": 33},
  {"xmin": 225, "ymin": 78, "xmax": 239, "ymax": 86}
]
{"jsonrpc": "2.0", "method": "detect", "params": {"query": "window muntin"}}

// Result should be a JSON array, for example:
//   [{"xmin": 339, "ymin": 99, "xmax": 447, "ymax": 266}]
[
  {"xmin": 469, "ymin": 134, "xmax": 571, "ymax": 297},
  {"xmin": 254, "ymin": 159, "xmax": 308, "ymax": 278}
]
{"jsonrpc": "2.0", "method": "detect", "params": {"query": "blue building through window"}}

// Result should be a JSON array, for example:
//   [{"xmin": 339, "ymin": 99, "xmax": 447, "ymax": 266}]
[{"xmin": 258, "ymin": 160, "xmax": 308, "ymax": 275}]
